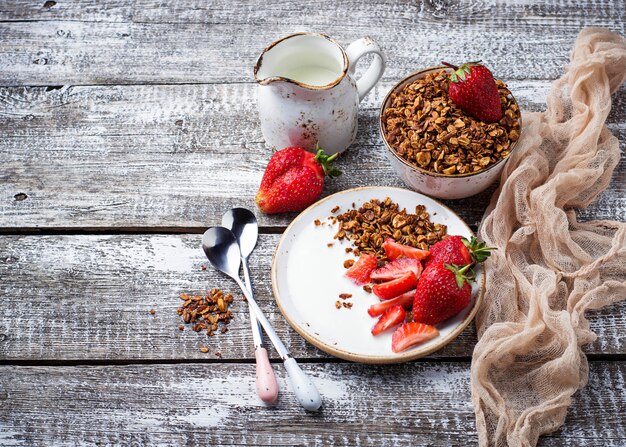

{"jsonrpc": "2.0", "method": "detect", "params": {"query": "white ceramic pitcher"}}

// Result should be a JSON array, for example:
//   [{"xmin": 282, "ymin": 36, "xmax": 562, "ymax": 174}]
[{"xmin": 254, "ymin": 32, "xmax": 386, "ymax": 155}]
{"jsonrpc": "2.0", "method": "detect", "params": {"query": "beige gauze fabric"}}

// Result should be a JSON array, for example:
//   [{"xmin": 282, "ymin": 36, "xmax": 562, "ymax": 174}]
[{"xmin": 472, "ymin": 28, "xmax": 626, "ymax": 447}]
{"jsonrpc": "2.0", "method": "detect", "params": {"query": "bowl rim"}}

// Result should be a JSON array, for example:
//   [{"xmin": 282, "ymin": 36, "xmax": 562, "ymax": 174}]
[{"xmin": 379, "ymin": 65, "xmax": 522, "ymax": 179}]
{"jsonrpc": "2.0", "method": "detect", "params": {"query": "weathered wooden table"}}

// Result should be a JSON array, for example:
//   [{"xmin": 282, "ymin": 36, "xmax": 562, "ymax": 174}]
[{"xmin": 1, "ymin": 1, "xmax": 624, "ymax": 445}]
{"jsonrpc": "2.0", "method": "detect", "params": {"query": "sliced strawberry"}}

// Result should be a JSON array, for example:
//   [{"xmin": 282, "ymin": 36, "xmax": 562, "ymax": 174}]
[
  {"xmin": 368, "ymin": 289, "xmax": 415, "ymax": 317},
  {"xmin": 383, "ymin": 238, "xmax": 430, "ymax": 261},
  {"xmin": 344, "ymin": 253, "xmax": 377, "ymax": 285},
  {"xmin": 371, "ymin": 305, "xmax": 406, "ymax": 336},
  {"xmin": 372, "ymin": 271, "xmax": 417, "ymax": 300},
  {"xmin": 370, "ymin": 258, "xmax": 423, "ymax": 281},
  {"xmin": 391, "ymin": 322, "xmax": 439, "ymax": 353}
]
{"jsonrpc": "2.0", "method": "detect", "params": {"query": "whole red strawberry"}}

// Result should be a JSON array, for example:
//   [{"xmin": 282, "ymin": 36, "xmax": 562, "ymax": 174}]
[
  {"xmin": 412, "ymin": 262, "xmax": 473, "ymax": 325},
  {"xmin": 425, "ymin": 235, "xmax": 494, "ymax": 269},
  {"xmin": 442, "ymin": 61, "xmax": 502, "ymax": 123},
  {"xmin": 256, "ymin": 146, "xmax": 341, "ymax": 214}
]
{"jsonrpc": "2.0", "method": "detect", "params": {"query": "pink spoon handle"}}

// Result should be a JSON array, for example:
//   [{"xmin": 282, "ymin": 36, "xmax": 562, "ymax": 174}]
[{"xmin": 255, "ymin": 347, "xmax": 278, "ymax": 404}]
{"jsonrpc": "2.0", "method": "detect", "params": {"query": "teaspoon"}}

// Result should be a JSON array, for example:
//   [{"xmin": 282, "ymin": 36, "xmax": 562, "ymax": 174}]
[
  {"xmin": 202, "ymin": 226, "xmax": 322, "ymax": 411},
  {"xmin": 222, "ymin": 208, "xmax": 279, "ymax": 404}
]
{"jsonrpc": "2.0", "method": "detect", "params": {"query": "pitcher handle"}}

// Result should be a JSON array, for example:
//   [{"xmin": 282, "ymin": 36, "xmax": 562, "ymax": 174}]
[{"xmin": 345, "ymin": 37, "xmax": 386, "ymax": 102}]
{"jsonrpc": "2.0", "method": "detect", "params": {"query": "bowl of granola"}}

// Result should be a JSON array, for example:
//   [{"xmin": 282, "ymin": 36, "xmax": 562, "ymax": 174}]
[{"xmin": 379, "ymin": 66, "xmax": 522, "ymax": 199}]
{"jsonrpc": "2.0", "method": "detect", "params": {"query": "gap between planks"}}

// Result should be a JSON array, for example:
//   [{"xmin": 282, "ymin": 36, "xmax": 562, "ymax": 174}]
[
  {"xmin": 0, "ymin": 80, "xmax": 257, "ymax": 88},
  {"xmin": 2, "ymin": 353, "xmax": 624, "ymax": 367},
  {"xmin": 0, "ymin": 355, "xmax": 474, "ymax": 367},
  {"xmin": 0, "ymin": 226, "xmax": 295, "ymax": 235}
]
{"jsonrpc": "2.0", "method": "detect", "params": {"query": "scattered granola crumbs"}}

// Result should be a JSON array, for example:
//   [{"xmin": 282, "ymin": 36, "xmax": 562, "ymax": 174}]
[
  {"xmin": 342, "ymin": 302, "xmax": 353, "ymax": 309},
  {"xmin": 343, "ymin": 259, "xmax": 355, "ymax": 269},
  {"xmin": 178, "ymin": 325, "xmax": 185, "ymax": 331},
  {"xmin": 199, "ymin": 347, "xmax": 209, "ymax": 353},
  {"xmin": 215, "ymin": 352, "xmax": 222, "ymax": 358},
  {"xmin": 200, "ymin": 265, "xmax": 207, "ymax": 271},
  {"xmin": 339, "ymin": 293, "xmax": 352, "ymax": 299},
  {"xmin": 331, "ymin": 197, "xmax": 447, "ymax": 258},
  {"xmin": 335, "ymin": 300, "xmax": 342, "ymax": 309},
  {"xmin": 345, "ymin": 247, "xmax": 353, "ymax": 253},
  {"xmin": 149, "ymin": 309, "xmax": 156, "ymax": 315},
  {"xmin": 177, "ymin": 288, "xmax": 234, "ymax": 337},
  {"xmin": 363, "ymin": 285, "xmax": 372, "ymax": 293},
  {"xmin": 314, "ymin": 219, "xmax": 322, "ymax": 226},
  {"xmin": 331, "ymin": 205, "xmax": 340, "ymax": 213},
  {"xmin": 327, "ymin": 243, "xmax": 334, "ymax": 247}
]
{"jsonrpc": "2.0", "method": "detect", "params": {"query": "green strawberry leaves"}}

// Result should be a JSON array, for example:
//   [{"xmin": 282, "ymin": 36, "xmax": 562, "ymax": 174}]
[
  {"xmin": 448, "ymin": 61, "xmax": 482, "ymax": 83},
  {"xmin": 314, "ymin": 144, "xmax": 342, "ymax": 178},
  {"xmin": 462, "ymin": 236, "xmax": 496, "ymax": 263},
  {"xmin": 443, "ymin": 263, "xmax": 475, "ymax": 289},
  {"xmin": 443, "ymin": 236, "xmax": 496, "ymax": 288}
]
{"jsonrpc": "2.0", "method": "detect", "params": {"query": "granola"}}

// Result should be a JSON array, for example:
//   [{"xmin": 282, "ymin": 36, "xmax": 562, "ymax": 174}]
[
  {"xmin": 382, "ymin": 70, "xmax": 521, "ymax": 175},
  {"xmin": 329, "ymin": 197, "xmax": 447, "ymax": 259},
  {"xmin": 177, "ymin": 288, "xmax": 234, "ymax": 337}
]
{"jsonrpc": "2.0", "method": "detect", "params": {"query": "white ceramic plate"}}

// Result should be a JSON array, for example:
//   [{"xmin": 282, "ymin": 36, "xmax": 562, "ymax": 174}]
[{"xmin": 271, "ymin": 186, "xmax": 484, "ymax": 363}]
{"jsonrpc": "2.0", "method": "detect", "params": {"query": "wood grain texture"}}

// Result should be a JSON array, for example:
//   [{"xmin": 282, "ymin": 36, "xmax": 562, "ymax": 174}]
[
  {"xmin": 1, "ymin": 361, "xmax": 625, "ymax": 446},
  {"xmin": 0, "ymin": 1, "xmax": 624, "ymax": 445},
  {"xmin": 1, "ymin": 81, "xmax": 624, "ymax": 230},
  {"xmin": 1, "ymin": 233, "xmax": 624, "ymax": 361},
  {"xmin": 0, "ymin": 0, "xmax": 624, "ymax": 85},
  {"xmin": 0, "ymin": 1, "xmax": 625, "ymax": 445},
  {"xmin": 1, "ymin": 0, "xmax": 624, "ymax": 24}
]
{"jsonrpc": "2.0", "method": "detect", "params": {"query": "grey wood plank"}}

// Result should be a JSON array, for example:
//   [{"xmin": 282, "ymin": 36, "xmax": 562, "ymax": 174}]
[
  {"xmin": 0, "ymin": 361, "xmax": 624, "ymax": 446},
  {"xmin": 0, "ymin": 234, "xmax": 624, "ymax": 361},
  {"xmin": 1, "ymin": 0, "xmax": 623, "ymax": 24},
  {"xmin": 0, "ymin": 0, "xmax": 623, "ymax": 85},
  {"xmin": 1, "ymin": 82, "xmax": 624, "ymax": 230}
]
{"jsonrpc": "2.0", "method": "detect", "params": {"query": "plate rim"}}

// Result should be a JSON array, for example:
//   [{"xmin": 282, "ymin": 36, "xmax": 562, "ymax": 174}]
[{"xmin": 270, "ymin": 185, "xmax": 485, "ymax": 364}]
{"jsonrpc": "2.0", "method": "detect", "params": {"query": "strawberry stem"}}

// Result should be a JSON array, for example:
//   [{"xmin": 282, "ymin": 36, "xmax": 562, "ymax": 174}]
[
  {"xmin": 444, "ymin": 263, "xmax": 475, "ymax": 289},
  {"xmin": 314, "ymin": 144, "xmax": 342, "ymax": 178},
  {"xmin": 462, "ymin": 236, "xmax": 497, "ymax": 264},
  {"xmin": 443, "ymin": 61, "xmax": 484, "ymax": 83},
  {"xmin": 441, "ymin": 61, "xmax": 458, "ymax": 70}
]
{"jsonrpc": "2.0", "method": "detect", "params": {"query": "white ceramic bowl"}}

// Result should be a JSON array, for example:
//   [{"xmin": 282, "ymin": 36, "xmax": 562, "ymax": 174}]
[{"xmin": 379, "ymin": 66, "xmax": 521, "ymax": 200}]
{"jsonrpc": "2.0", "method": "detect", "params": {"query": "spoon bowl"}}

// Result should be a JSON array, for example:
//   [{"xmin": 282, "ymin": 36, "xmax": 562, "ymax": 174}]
[
  {"xmin": 202, "ymin": 227, "xmax": 242, "ymax": 280},
  {"xmin": 222, "ymin": 208, "xmax": 258, "ymax": 258}
]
